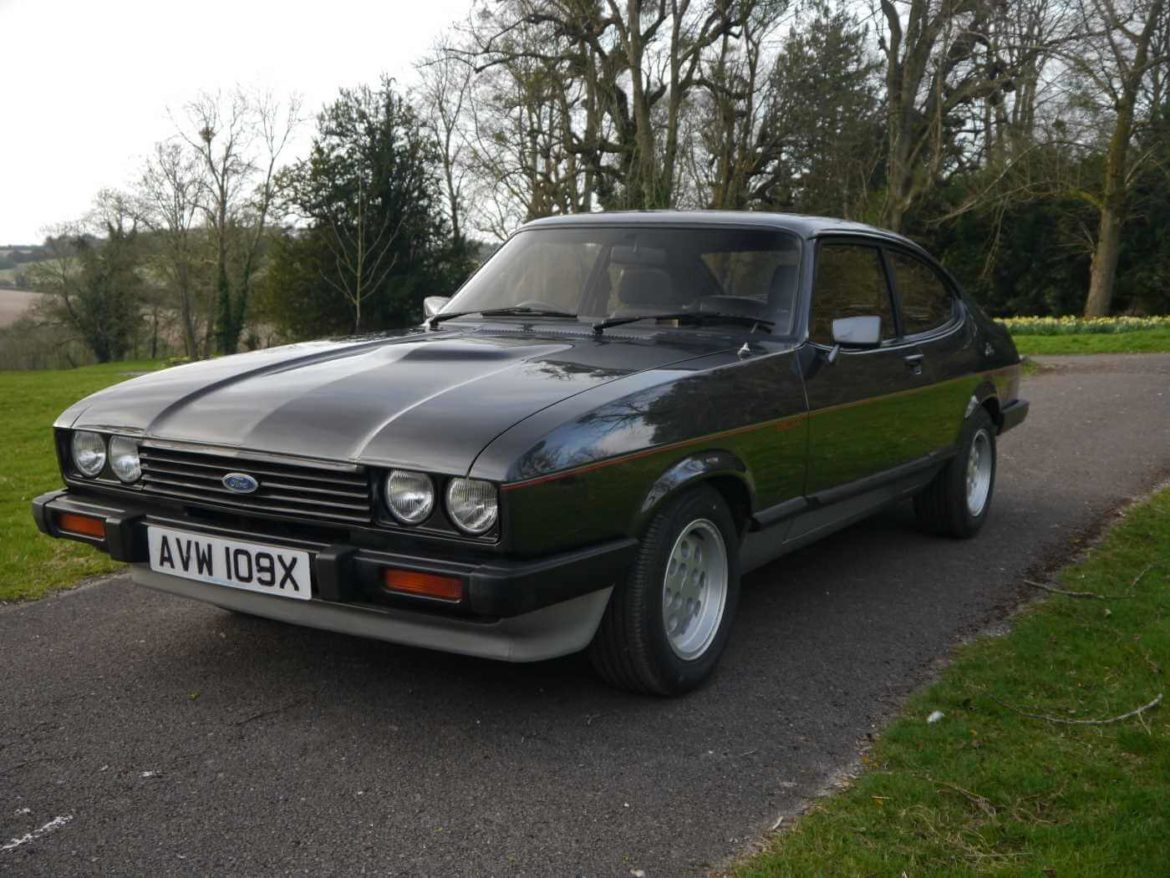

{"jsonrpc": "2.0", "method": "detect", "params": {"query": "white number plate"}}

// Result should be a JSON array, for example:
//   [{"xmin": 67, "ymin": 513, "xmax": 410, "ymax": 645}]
[{"xmin": 147, "ymin": 526, "xmax": 312, "ymax": 600}]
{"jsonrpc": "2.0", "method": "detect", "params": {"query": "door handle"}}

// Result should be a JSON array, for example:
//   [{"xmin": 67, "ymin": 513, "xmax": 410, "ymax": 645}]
[{"xmin": 903, "ymin": 352, "xmax": 925, "ymax": 375}]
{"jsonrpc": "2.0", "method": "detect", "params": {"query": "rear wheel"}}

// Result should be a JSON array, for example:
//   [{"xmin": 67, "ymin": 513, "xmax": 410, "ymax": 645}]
[
  {"xmin": 914, "ymin": 406, "xmax": 997, "ymax": 538},
  {"xmin": 589, "ymin": 484, "xmax": 740, "ymax": 695}
]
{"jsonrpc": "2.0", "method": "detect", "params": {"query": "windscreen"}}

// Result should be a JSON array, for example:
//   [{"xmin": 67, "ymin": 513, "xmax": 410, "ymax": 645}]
[{"xmin": 445, "ymin": 226, "xmax": 802, "ymax": 334}]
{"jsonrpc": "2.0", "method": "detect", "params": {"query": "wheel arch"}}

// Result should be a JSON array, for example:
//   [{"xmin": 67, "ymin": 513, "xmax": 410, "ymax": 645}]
[
  {"xmin": 969, "ymin": 381, "xmax": 1003, "ymax": 431},
  {"xmin": 633, "ymin": 450, "xmax": 755, "ymax": 538}
]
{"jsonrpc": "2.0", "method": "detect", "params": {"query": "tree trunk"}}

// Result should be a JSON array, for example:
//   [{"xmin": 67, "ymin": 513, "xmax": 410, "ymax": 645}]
[
  {"xmin": 1084, "ymin": 199, "xmax": 1123, "ymax": 317},
  {"xmin": 625, "ymin": 0, "xmax": 659, "ymax": 208},
  {"xmin": 177, "ymin": 261, "xmax": 197, "ymax": 358},
  {"xmin": 1082, "ymin": 0, "xmax": 1165, "ymax": 316},
  {"xmin": 1085, "ymin": 101, "xmax": 1130, "ymax": 317},
  {"xmin": 214, "ymin": 191, "xmax": 237, "ymax": 354},
  {"xmin": 215, "ymin": 263, "xmax": 234, "ymax": 353}
]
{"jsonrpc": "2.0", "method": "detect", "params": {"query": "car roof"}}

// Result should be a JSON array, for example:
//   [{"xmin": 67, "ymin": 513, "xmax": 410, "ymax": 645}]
[{"xmin": 519, "ymin": 210, "xmax": 917, "ymax": 246}]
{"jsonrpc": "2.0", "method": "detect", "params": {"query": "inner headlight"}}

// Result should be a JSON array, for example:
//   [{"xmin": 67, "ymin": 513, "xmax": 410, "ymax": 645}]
[
  {"xmin": 71, "ymin": 431, "xmax": 107, "ymax": 477},
  {"xmin": 445, "ymin": 478, "xmax": 498, "ymax": 535},
  {"xmin": 109, "ymin": 436, "xmax": 141, "ymax": 483},
  {"xmin": 385, "ymin": 470, "xmax": 435, "ymax": 525}
]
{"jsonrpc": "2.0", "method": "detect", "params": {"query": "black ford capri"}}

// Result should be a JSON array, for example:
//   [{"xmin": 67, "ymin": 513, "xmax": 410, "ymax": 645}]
[{"xmin": 33, "ymin": 211, "xmax": 1027, "ymax": 695}]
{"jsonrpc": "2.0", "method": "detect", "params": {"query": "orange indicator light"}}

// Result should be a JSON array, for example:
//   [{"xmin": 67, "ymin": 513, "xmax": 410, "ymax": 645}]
[
  {"xmin": 56, "ymin": 512, "xmax": 106, "ymax": 539},
  {"xmin": 383, "ymin": 569, "xmax": 464, "ymax": 602}
]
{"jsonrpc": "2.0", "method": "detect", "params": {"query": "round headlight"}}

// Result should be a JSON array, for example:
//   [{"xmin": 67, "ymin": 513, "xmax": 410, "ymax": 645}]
[
  {"xmin": 445, "ymin": 478, "xmax": 498, "ymax": 535},
  {"xmin": 109, "ymin": 436, "xmax": 141, "ymax": 483},
  {"xmin": 71, "ymin": 431, "xmax": 107, "ymax": 477},
  {"xmin": 385, "ymin": 470, "xmax": 435, "ymax": 525}
]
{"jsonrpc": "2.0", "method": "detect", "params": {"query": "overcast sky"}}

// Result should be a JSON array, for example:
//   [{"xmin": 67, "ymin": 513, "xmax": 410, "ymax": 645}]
[{"xmin": 0, "ymin": 0, "xmax": 473, "ymax": 245}]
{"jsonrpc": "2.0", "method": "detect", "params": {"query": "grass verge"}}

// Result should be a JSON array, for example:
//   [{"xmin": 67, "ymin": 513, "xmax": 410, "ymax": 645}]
[
  {"xmin": 1, "ymin": 361, "xmax": 160, "ymax": 601},
  {"xmin": 1011, "ymin": 329, "xmax": 1170, "ymax": 355},
  {"xmin": 737, "ymin": 487, "xmax": 1170, "ymax": 876}
]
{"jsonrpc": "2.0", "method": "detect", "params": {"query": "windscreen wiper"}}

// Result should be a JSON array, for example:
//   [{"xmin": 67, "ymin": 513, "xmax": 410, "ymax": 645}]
[
  {"xmin": 592, "ymin": 311, "xmax": 774, "ymax": 335},
  {"xmin": 429, "ymin": 306, "xmax": 578, "ymax": 329}
]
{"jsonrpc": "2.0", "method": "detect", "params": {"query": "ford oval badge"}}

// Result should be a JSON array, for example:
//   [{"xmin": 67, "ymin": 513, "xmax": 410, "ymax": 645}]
[{"xmin": 222, "ymin": 472, "xmax": 260, "ymax": 494}]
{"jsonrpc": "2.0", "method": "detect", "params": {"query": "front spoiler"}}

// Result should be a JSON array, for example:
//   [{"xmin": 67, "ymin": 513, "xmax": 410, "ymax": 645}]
[
  {"xmin": 32, "ymin": 489, "xmax": 635, "ymax": 661},
  {"xmin": 131, "ymin": 565, "xmax": 612, "ymax": 662}
]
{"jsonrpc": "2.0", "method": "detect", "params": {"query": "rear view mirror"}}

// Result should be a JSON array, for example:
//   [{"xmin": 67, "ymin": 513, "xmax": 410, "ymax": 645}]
[
  {"xmin": 831, "ymin": 315, "xmax": 882, "ymax": 347},
  {"xmin": 423, "ymin": 296, "xmax": 451, "ymax": 319}
]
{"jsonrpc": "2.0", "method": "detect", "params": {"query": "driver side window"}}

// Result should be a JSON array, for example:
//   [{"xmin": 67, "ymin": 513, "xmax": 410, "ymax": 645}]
[{"xmin": 809, "ymin": 244, "xmax": 895, "ymax": 345}]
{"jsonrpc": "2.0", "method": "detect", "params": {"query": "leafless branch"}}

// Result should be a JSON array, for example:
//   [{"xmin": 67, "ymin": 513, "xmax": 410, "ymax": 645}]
[{"xmin": 993, "ymin": 692, "xmax": 1163, "ymax": 725}]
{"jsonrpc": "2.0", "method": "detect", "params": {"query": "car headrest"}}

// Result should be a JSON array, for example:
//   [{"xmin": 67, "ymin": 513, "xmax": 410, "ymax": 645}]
[
  {"xmin": 769, "ymin": 263, "xmax": 798, "ymax": 310},
  {"xmin": 617, "ymin": 267, "xmax": 676, "ymax": 308}
]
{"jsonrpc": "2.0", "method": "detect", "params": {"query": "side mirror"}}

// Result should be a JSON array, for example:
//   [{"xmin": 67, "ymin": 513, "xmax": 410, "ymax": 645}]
[
  {"xmin": 827, "ymin": 315, "xmax": 882, "ymax": 364},
  {"xmin": 423, "ymin": 296, "xmax": 451, "ymax": 319},
  {"xmin": 831, "ymin": 315, "xmax": 882, "ymax": 347}
]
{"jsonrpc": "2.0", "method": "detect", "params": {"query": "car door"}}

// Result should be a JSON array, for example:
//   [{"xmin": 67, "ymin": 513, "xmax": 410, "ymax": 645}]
[
  {"xmin": 801, "ymin": 238, "xmax": 933, "ymax": 496},
  {"xmin": 883, "ymin": 245, "xmax": 980, "ymax": 460}
]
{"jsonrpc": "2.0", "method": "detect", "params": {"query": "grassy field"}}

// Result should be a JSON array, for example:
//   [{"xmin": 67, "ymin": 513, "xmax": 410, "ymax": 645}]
[
  {"xmin": 1012, "ymin": 329, "xmax": 1170, "ymax": 355},
  {"xmin": 737, "ymin": 487, "xmax": 1170, "ymax": 876},
  {"xmin": 0, "ymin": 361, "xmax": 159, "ymax": 601}
]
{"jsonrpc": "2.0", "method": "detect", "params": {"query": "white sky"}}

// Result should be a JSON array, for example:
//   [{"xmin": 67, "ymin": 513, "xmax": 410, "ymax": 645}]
[{"xmin": 0, "ymin": 0, "xmax": 474, "ymax": 245}]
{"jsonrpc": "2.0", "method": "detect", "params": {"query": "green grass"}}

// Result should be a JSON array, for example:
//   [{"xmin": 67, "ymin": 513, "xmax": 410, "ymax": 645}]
[
  {"xmin": 0, "ymin": 361, "xmax": 161, "ymax": 601},
  {"xmin": 737, "ymin": 488, "xmax": 1170, "ymax": 877},
  {"xmin": 1011, "ymin": 329, "xmax": 1170, "ymax": 355}
]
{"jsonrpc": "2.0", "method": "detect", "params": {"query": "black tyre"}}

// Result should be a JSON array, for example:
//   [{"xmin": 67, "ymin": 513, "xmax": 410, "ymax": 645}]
[
  {"xmin": 589, "ymin": 484, "xmax": 741, "ymax": 695},
  {"xmin": 914, "ymin": 406, "xmax": 997, "ymax": 538}
]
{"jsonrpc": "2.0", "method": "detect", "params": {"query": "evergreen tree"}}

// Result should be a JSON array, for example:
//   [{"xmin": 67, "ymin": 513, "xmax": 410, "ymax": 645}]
[{"xmin": 267, "ymin": 78, "xmax": 466, "ymax": 337}]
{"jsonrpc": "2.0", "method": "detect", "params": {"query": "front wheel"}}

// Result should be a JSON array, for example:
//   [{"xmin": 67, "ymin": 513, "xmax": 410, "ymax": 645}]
[
  {"xmin": 914, "ymin": 406, "xmax": 997, "ymax": 538},
  {"xmin": 588, "ymin": 484, "xmax": 740, "ymax": 695}
]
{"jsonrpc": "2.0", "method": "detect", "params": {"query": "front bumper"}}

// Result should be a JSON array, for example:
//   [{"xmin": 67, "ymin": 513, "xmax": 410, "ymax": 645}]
[{"xmin": 31, "ymin": 489, "xmax": 636, "ymax": 662}]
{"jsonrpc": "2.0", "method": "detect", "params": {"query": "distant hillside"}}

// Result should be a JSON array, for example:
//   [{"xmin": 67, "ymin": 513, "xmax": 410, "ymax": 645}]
[
  {"xmin": 0, "ymin": 246, "xmax": 51, "ymax": 289},
  {"xmin": 0, "ymin": 288, "xmax": 42, "ymax": 328},
  {"xmin": 0, "ymin": 243, "xmax": 50, "ymax": 263}
]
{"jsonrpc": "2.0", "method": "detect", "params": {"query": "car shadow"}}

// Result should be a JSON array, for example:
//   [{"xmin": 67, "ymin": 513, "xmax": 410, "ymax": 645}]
[{"xmin": 177, "ymin": 499, "xmax": 953, "ymax": 715}]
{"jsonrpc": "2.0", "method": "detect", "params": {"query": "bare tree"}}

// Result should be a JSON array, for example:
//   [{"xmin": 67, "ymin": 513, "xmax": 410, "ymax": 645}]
[
  {"xmin": 457, "ymin": 2, "xmax": 598, "ymax": 234},
  {"xmin": 695, "ymin": 0, "xmax": 789, "ymax": 209},
  {"xmin": 417, "ymin": 40, "xmax": 475, "ymax": 247},
  {"xmin": 446, "ymin": 0, "xmax": 792, "ymax": 233},
  {"xmin": 1068, "ymin": 0, "xmax": 1169, "ymax": 315},
  {"xmin": 176, "ymin": 89, "xmax": 300, "ymax": 353},
  {"xmin": 714, "ymin": 0, "xmax": 881, "ymax": 216},
  {"xmin": 874, "ymin": 0, "xmax": 1038, "ymax": 230},
  {"xmin": 137, "ymin": 142, "xmax": 205, "ymax": 357}
]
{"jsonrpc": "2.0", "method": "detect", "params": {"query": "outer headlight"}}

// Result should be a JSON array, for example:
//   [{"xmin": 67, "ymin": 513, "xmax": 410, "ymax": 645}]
[
  {"xmin": 445, "ymin": 478, "xmax": 498, "ymax": 535},
  {"xmin": 109, "ymin": 436, "xmax": 141, "ymax": 483},
  {"xmin": 385, "ymin": 470, "xmax": 435, "ymax": 525},
  {"xmin": 71, "ymin": 431, "xmax": 107, "ymax": 477}
]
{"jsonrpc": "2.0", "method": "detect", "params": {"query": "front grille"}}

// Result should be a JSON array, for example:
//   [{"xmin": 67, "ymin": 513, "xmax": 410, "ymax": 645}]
[{"xmin": 139, "ymin": 445, "xmax": 373, "ymax": 525}]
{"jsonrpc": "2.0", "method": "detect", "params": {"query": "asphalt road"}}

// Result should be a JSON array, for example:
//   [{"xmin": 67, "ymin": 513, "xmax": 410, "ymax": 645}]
[{"xmin": 4, "ymin": 354, "xmax": 1170, "ymax": 876}]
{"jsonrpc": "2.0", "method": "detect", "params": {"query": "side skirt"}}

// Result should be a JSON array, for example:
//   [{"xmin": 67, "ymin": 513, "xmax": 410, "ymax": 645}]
[{"xmin": 740, "ymin": 451, "xmax": 951, "ymax": 574}]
